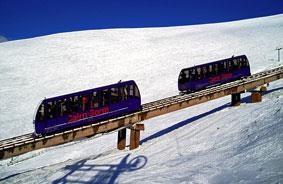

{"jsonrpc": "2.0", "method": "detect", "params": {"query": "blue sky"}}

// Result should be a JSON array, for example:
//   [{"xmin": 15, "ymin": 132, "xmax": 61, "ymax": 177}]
[{"xmin": 0, "ymin": 0, "xmax": 283, "ymax": 41}]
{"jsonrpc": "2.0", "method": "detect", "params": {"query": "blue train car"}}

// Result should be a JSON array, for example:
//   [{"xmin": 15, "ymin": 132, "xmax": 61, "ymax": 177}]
[
  {"xmin": 34, "ymin": 80, "xmax": 141, "ymax": 136},
  {"xmin": 178, "ymin": 55, "xmax": 251, "ymax": 92}
]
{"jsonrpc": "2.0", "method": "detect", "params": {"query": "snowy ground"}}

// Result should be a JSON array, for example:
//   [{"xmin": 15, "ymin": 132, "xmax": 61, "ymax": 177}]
[{"xmin": 0, "ymin": 14, "xmax": 283, "ymax": 183}]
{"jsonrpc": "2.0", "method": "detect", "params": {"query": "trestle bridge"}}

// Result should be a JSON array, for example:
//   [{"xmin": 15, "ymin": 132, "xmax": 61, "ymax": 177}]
[{"xmin": 1, "ymin": 66, "xmax": 283, "ymax": 160}]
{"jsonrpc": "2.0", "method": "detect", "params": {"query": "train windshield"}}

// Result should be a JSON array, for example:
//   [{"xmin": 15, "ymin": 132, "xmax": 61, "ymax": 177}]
[
  {"xmin": 34, "ymin": 100, "xmax": 44, "ymax": 123},
  {"xmin": 179, "ymin": 70, "xmax": 188, "ymax": 84}
]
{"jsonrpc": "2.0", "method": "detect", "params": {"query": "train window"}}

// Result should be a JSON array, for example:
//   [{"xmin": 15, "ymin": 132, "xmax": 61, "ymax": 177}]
[
  {"xmin": 102, "ymin": 89, "xmax": 110, "ymax": 106},
  {"xmin": 57, "ymin": 100, "xmax": 62, "ymax": 115},
  {"xmin": 244, "ymin": 59, "xmax": 249, "ymax": 67},
  {"xmin": 225, "ymin": 62, "xmax": 229, "ymax": 72},
  {"xmin": 224, "ymin": 61, "xmax": 229, "ymax": 72},
  {"xmin": 214, "ymin": 64, "xmax": 219, "ymax": 75},
  {"xmin": 223, "ymin": 62, "xmax": 227, "ymax": 70},
  {"xmin": 46, "ymin": 102, "xmax": 52, "ymax": 119},
  {"xmin": 246, "ymin": 60, "xmax": 249, "ymax": 67},
  {"xmin": 78, "ymin": 95, "xmax": 82, "ymax": 112},
  {"xmin": 135, "ymin": 85, "xmax": 140, "ymax": 97},
  {"xmin": 202, "ymin": 66, "xmax": 207, "ymax": 78},
  {"xmin": 179, "ymin": 71, "xmax": 186, "ymax": 83},
  {"xmin": 239, "ymin": 62, "xmax": 243, "ymax": 69},
  {"xmin": 209, "ymin": 65, "xmax": 213, "ymax": 73},
  {"xmin": 58, "ymin": 99, "xmax": 68, "ymax": 116},
  {"xmin": 193, "ymin": 68, "xmax": 197, "ymax": 79},
  {"xmin": 118, "ymin": 87, "xmax": 126, "ymax": 101},
  {"xmin": 184, "ymin": 70, "xmax": 189, "ymax": 79},
  {"xmin": 186, "ymin": 69, "xmax": 191, "ymax": 80},
  {"xmin": 196, "ymin": 67, "xmax": 201, "ymax": 79},
  {"xmin": 233, "ymin": 60, "xmax": 238, "ymax": 69},
  {"xmin": 196, "ymin": 67, "xmax": 201, "ymax": 73},
  {"xmin": 46, "ymin": 101, "xmax": 57, "ymax": 119},
  {"xmin": 125, "ymin": 86, "xmax": 129, "ymax": 97},
  {"xmin": 91, "ymin": 92, "xmax": 99, "ymax": 108},
  {"xmin": 122, "ymin": 86, "xmax": 129, "ymax": 101},
  {"xmin": 129, "ymin": 84, "xmax": 135, "ymax": 98},
  {"xmin": 228, "ymin": 61, "xmax": 232, "ymax": 71},
  {"xmin": 69, "ymin": 96, "xmax": 79, "ymax": 113},
  {"xmin": 218, "ymin": 62, "xmax": 223, "ymax": 73},
  {"xmin": 36, "ymin": 104, "xmax": 45, "ymax": 121},
  {"xmin": 111, "ymin": 87, "xmax": 119, "ymax": 103},
  {"xmin": 81, "ymin": 95, "xmax": 90, "ymax": 112},
  {"xmin": 98, "ymin": 91, "xmax": 103, "ymax": 107}
]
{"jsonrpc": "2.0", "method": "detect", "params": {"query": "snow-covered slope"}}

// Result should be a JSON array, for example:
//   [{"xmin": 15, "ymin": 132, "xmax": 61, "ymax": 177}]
[{"xmin": 0, "ymin": 14, "xmax": 283, "ymax": 183}]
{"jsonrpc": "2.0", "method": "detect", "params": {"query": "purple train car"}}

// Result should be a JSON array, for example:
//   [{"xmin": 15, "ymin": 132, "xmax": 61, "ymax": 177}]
[
  {"xmin": 34, "ymin": 80, "xmax": 141, "ymax": 136},
  {"xmin": 178, "ymin": 55, "xmax": 251, "ymax": 93}
]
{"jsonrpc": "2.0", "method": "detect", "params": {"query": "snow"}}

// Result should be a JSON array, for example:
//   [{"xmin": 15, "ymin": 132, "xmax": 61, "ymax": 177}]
[{"xmin": 0, "ymin": 14, "xmax": 283, "ymax": 183}]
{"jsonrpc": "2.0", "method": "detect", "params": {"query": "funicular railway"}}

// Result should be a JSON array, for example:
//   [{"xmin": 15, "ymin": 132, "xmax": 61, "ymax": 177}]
[{"xmin": 1, "ymin": 65, "xmax": 283, "ymax": 160}]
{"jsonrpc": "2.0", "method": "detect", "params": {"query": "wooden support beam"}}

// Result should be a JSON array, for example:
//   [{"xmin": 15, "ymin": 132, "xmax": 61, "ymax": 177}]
[
  {"xmin": 251, "ymin": 92, "xmax": 262, "ymax": 103},
  {"xmin": 129, "ymin": 124, "xmax": 144, "ymax": 150},
  {"xmin": 231, "ymin": 93, "xmax": 241, "ymax": 106},
  {"xmin": 130, "ymin": 129, "xmax": 140, "ymax": 150},
  {"xmin": 131, "ymin": 123, "xmax": 145, "ymax": 131},
  {"xmin": 260, "ymin": 86, "xmax": 267, "ymax": 92},
  {"xmin": 117, "ymin": 128, "xmax": 126, "ymax": 150}
]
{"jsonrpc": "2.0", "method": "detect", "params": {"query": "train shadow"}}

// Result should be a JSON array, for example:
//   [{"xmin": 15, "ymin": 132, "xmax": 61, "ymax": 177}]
[
  {"xmin": 141, "ymin": 102, "xmax": 230, "ymax": 144},
  {"xmin": 52, "ymin": 153, "xmax": 147, "ymax": 184},
  {"xmin": 141, "ymin": 86, "xmax": 283, "ymax": 144}
]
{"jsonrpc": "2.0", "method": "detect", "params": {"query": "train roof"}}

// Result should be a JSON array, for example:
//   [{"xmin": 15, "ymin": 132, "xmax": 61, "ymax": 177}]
[
  {"xmin": 180, "ymin": 55, "xmax": 248, "ymax": 72},
  {"xmin": 42, "ymin": 80, "xmax": 138, "ymax": 102}
]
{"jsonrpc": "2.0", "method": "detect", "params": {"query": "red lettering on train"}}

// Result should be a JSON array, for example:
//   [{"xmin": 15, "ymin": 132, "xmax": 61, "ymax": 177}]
[
  {"xmin": 68, "ymin": 107, "xmax": 110, "ymax": 123},
  {"xmin": 209, "ymin": 73, "xmax": 233, "ymax": 84},
  {"xmin": 209, "ymin": 76, "xmax": 221, "ymax": 84},
  {"xmin": 221, "ymin": 73, "xmax": 232, "ymax": 80}
]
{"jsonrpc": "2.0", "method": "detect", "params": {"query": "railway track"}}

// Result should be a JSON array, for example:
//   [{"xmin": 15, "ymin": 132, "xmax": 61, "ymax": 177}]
[
  {"xmin": 1, "ymin": 65, "xmax": 283, "ymax": 159},
  {"xmin": 0, "ymin": 133, "xmax": 34, "ymax": 148}
]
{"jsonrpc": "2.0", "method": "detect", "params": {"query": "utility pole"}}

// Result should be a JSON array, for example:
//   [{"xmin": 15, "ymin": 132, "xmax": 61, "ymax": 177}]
[{"xmin": 276, "ymin": 47, "xmax": 282, "ymax": 62}]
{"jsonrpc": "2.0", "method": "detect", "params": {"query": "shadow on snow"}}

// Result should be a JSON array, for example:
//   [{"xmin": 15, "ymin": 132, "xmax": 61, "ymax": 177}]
[
  {"xmin": 141, "ymin": 86, "xmax": 283, "ymax": 144},
  {"xmin": 52, "ymin": 153, "xmax": 147, "ymax": 184},
  {"xmin": 1, "ymin": 88, "xmax": 281, "ymax": 183}
]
